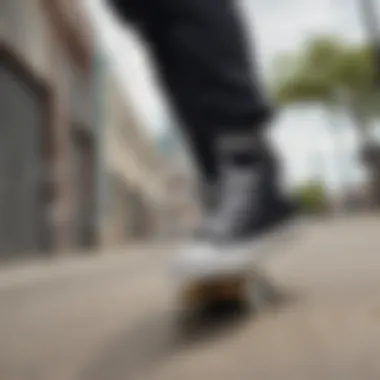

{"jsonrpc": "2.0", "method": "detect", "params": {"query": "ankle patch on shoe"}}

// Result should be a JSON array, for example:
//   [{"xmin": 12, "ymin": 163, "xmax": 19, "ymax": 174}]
[
  {"xmin": 217, "ymin": 133, "xmax": 263, "ymax": 154},
  {"xmin": 217, "ymin": 132, "xmax": 266, "ymax": 166},
  {"xmin": 229, "ymin": 153, "xmax": 258, "ymax": 166}
]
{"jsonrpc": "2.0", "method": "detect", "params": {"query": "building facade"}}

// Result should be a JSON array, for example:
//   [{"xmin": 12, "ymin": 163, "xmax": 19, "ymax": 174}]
[
  {"xmin": 0, "ymin": 0, "xmax": 189, "ymax": 259},
  {"xmin": 100, "ymin": 70, "xmax": 169, "ymax": 245},
  {"xmin": 0, "ymin": 0, "xmax": 96, "ymax": 258}
]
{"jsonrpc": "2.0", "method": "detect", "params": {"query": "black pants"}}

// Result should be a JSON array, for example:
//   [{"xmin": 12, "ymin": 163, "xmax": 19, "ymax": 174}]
[{"xmin": 108, "ymin": 0, "xmax": 272, "ymax": 181}]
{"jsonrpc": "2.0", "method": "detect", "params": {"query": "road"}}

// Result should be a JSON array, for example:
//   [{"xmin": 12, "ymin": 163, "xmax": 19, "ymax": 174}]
[{"xmin": 1, "ymin": 215, "xmax": 380, "ymax": 380}]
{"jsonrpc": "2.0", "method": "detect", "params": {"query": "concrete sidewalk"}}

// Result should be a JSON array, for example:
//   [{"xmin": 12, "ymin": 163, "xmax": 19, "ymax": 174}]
[
  {"xmin": 1, "ymin": 214, "xmax": 380, "ymax": 380},
  {"xmin": 0, "ymin": 243, "xmax": 175, "ymax": 292}
]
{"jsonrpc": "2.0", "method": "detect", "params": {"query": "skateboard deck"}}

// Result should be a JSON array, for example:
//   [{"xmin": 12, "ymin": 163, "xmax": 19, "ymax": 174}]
[
  {"xmin": 179, "ymin": 272, "xmax": 256, "ymax": 309},
  {"xmin": 170, "ymin": 223, "xmax": 297, "ymax": 329},
  {"xmin": 171, "ymin": 237, "xmax": 277, "ymax": 314}
]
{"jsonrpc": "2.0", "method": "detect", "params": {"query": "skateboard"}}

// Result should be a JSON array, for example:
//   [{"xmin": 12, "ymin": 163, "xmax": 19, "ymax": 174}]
[
  {"xmin": 171, "ymin": 239, "xmax": 277, "ymax": 318},
  {"xmin": 178, "ymin": 269, "xmax": 266, "ymax": 312},
  {"xmin": 170, "ymin": 221, "xmax": 297, "ymax": 325}
]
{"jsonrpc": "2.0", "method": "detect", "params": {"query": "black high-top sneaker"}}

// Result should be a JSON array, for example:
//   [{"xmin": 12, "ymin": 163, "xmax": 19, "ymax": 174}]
[
  {"xmin": 173, "ymin": 132, "xmax": 295, "ymax": 281},
  {"xmin": 203, "ymin": 132, "xmax": 295, "ymax": 244}
]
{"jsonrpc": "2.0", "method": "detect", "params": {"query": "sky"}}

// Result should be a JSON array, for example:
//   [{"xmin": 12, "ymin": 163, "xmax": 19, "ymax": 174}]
[{"xmin": 84, "ymin": 0, "xmax": 380, "ymax": 193}]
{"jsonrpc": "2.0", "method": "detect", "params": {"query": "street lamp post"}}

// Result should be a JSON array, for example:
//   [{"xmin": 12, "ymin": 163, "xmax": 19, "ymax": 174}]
[
  {"xmin": 93, "ymin": 41, "xmax": 109, "ymax": 245},
  {"xmin": 358, "ymin": 0, "xmax": 380, "ymax": 207},
  {"xmin": 358, "ymin": 0, "xmax": 380, "ymax": 84}
]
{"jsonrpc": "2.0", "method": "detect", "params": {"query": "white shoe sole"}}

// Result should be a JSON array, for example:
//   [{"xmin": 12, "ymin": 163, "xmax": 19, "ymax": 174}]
[{"xmin": 170, "ymin": 220, "xmax": 297, "ymax": 284}]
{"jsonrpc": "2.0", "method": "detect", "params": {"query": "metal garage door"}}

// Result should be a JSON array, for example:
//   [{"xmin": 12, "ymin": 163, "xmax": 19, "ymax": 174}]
[{"xmin": 0, "ymin": 58, "xmax": 46, "ymax": 258}]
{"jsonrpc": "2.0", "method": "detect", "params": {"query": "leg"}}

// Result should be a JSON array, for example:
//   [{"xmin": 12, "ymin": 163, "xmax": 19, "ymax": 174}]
[
  {"xmin": 108, "ymin": 0, "xmax": 270, "ymax": 177},
  {"xmin": 108, "ymin": 0, "xmax": 294, "ymax": 241},
  {"xmin": 139, "ymin": 0, "xmax": 272, "ymax": 131}
]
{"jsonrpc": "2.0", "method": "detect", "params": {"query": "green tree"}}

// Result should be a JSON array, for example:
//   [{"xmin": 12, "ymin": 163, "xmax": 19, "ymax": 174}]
[
  {"xmin": 273, "ymin": 36, "xmax": 375, "ymax": 141},
  {"xmin": 293, "ymin": 181, "xmax": 329, "ymax": 215},
  {"xmin": 272, "ymin": 36, "xmax": 380, "ymax": 207}
]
